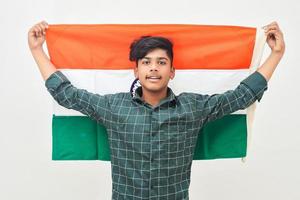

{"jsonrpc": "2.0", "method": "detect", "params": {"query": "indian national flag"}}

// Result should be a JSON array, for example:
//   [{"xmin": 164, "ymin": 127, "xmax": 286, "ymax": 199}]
[{"xmin": 45, "ymin": 24, "xmax": 266, "ymax": 161}]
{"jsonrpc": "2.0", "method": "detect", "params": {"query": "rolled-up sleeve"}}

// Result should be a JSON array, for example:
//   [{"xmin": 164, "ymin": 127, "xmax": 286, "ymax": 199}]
[
  {"xmin": 45, "ymin": 71, "xmax": 111, "ymax": 125},
  {"xmin": 240, "ymin": 71, "xmax": 268, "ymax": 102},
  {"xmin": 196, "ymin": 71, "xmax": 268, "ymax": 124}
]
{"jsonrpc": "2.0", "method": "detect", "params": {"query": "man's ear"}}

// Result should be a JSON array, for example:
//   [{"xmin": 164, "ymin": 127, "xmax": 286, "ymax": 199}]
[
  {"xmin": 170, "ymin": 66, "xmax": 175, "ymax": 80},
  {"xmin": 134, "ymin": 66, "xmax": 139, "ymax": 79}
]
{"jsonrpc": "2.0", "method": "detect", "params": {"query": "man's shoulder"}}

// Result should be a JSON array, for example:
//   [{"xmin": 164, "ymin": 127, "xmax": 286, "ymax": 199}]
[
  {"xmin": 105, "ymin": 92, "xmax": 132, "ymax": 103},
  {"xmin": 175, "ymin": 91, "xmax": 213, "ymax": 107},
  {"xmin": 176, "ymin": 91, "xmax": 206, "ymax": 101}
]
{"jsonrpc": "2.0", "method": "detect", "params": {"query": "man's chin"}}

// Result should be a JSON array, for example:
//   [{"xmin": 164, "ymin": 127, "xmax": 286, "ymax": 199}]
[{"xmin": 142, "ymin": 85, "xmax": 166, "ymax": 94}]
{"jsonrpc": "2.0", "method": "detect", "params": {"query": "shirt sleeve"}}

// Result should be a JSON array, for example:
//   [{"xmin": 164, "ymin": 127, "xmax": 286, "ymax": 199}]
[
  {"xmin": 45, "ymin": 70, "xmax": 111, "ymax": 125},
  {"xmin": 196, "ymin": 71, "xmax": 268, "ymax": 124}
]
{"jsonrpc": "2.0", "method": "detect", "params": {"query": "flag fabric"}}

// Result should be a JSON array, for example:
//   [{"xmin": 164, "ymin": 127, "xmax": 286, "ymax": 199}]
[{"xmin": 45, "ymin": 24, "xmax": 266, "ymax": 161}]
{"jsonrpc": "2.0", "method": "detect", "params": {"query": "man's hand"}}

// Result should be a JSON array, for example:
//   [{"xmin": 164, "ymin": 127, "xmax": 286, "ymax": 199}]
[
  {"xmin": 263, "ymin": 21, "xmax": 285, "ymax": 56},
  {"xmin": 256, "ymin": 21, "xmax": 285, "ymax": 81},
  {"xmin": 28, "ymin": 20, "xmax": 57, "ymax": 81},
  {"xmin": 28, "ymin": 20, "xmax": 48, "ymax": 51}
]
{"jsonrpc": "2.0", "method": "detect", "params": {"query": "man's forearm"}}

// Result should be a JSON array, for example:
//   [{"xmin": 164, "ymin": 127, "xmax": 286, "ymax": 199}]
[
  {"xmin": 31, "ymin": 47, "xmax": 57, "ymax": 81},
  {"xmin": 256, "ymin": 51, "xmax": 283, "ymax": 82}
]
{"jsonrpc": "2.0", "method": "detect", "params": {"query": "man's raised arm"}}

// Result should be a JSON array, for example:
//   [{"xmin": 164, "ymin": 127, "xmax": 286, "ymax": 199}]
[
  {"xmin": 195, "ymin": 21, "xmax": 285, "ymax": 124},
  {"xmin": 28, "ymin": 20, "xmax": 57, "ymax": 81},
  {"xmin": 28, "ymin": 21, "xmax": 112, "ymax": 125}
]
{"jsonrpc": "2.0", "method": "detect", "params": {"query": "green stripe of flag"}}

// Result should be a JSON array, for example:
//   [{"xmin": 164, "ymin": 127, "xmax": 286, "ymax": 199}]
[{"xmin": 52, "ymin": 114, "xmax": 247, "ymax": 160}]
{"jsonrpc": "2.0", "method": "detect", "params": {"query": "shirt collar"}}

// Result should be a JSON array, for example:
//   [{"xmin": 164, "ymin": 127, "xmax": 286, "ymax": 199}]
[{"xmin": 132, "ymin": 86, "xmax": 178, "ymax": 107}]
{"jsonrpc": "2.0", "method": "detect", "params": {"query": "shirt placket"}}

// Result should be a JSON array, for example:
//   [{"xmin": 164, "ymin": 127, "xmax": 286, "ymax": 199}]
[
  {"xmin": 133, "ymin": 88, "xmax": 175, "ymax": 199},
  {"xmin": 149, "ymin": 106, "xmax": 160, "ymax": 199}
]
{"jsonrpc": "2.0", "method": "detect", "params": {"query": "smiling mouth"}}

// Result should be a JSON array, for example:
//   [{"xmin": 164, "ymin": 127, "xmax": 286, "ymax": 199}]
[{"xmin": 146, "ymin": 76, "xmax": 162, "ymax": 80}]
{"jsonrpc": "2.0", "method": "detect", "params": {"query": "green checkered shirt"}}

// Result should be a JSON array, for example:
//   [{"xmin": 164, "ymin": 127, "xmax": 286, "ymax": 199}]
[{"xmin": 45, "ymin": 70, "xmax": 267, "ymax": 200}]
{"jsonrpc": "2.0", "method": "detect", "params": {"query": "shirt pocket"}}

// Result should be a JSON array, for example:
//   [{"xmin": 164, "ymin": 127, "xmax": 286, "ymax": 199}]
[
  {"xmin": 168, "ymin": 130, "xmax": 186, "ymax": 154},
  {"xmin": 161, "ymin": 122, "xmax": 187, "ymax": 155}
]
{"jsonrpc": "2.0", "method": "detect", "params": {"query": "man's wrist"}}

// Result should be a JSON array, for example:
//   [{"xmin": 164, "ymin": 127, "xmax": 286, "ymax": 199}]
[
  {"xmin": 30, "ymin": 46, "xmax": 44, "ymax": 54},
  {"xmin": 271, "ymin": 50, "xmax": 284, "ymax": 59}
]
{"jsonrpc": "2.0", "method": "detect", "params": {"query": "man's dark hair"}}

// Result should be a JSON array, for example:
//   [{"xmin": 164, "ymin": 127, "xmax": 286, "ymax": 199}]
[{"xmin": 129, "ymin": 36, "xmax": 174, "ymax": 67}]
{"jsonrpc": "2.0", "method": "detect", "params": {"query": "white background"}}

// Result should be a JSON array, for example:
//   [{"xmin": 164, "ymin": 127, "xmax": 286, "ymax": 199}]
[{"xmin": 1, "ymin": 0, "xmax": 299, "ymax": 199}]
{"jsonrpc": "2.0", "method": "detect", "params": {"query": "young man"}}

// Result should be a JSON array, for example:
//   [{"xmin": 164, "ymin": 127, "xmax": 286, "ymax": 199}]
[{"xmin": 28, "ymin": 21, "xmax": 285, "ymax": 200}]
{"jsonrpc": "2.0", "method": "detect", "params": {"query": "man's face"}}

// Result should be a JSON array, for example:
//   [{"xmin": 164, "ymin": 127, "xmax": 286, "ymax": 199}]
[{"xmin": 134, "ymin": 48, "xmax": 175, "ymax": 94}]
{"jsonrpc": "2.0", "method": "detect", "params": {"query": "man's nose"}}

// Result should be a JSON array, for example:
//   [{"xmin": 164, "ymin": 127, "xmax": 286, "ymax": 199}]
[{"xmin": 149, "ymin": 63, "xmax": 158, "ymax": 71}]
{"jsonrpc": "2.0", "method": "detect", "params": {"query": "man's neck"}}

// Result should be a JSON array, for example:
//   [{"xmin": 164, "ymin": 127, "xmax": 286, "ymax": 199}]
[{"xmin": 141, "ymin": 87, "xmax": 168, "ymax": 107}]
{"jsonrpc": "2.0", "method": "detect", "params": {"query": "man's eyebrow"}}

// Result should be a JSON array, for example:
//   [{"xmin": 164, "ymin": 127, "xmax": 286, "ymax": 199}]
[{"xmin": 143, "ymin": 57, "xmax": 169, "ymax": 60}]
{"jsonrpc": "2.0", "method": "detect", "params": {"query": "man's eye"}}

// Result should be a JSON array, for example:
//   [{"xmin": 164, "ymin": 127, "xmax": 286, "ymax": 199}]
[
  {"xmin": 142, "ymin": 61, "xmax": 150, "ymax": 64},
  {"xmin": 159, "ymin": 61, "xmax": 166, "ymax": 65}
]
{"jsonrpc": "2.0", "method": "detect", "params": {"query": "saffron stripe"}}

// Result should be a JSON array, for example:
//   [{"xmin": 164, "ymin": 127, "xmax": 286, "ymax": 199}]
[{"xmin": 46, "ymin": 24, "xmax": 257, "ymax": 70}]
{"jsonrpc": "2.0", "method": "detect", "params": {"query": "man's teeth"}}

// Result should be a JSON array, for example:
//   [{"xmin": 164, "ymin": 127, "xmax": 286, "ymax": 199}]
[{"xmin": 147, "ymin": 76, "xmax": 161, "ymax": 79}]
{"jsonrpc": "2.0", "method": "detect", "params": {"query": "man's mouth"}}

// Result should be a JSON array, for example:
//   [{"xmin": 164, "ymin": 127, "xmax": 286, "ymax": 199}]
[{"xmin": 146, "ymin": 75, "xmax": 162, "ymax": 81}]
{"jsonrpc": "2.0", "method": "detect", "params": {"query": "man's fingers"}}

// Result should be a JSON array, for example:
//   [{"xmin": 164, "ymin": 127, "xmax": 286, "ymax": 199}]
[
  {"xmin": 37, "ymin": 24, "xmax": 46, "ymax": 35},
  {"xmin": 265, "ymin": 29, "xmax": 284, "ymax": 43},
  {"xmin": 271, "ymin": 21, "xmax": 278, "ymax": 25},
  {"xmin": 265, "ymin": 30, "xmax": 282, "ymax": 39},
  {"xmin": 268, "ymin": 29, "xmax": 283, "ymax": 36},
  {"xmin": 31, "ymin": 21, "xmax": 48, "ymax": 37},
  {"xmin": 265, "ymin": 29, "xmax": 277, "ymax": 35},
  {"xmin": 265, "ymin": 28, "xmax": 283, "ymax": 38},
  {"xmin": 36, "ymin": 27, "xmax": 43, "ymax": 37},
  {"xmin": 264, "ymin": 25, "xmax": 279, "ymax": 32},
  {"xmin": 34, "ymin": 25, "xmax": 42, "ymax": 37},
  {"xmin": 33, "ymin": 27, "xmax": 39, "ymax": 36},
  {"xmin": 41, "ymin": 21, "xmax": 49, "ymax": 28},
  {"xmin": 268, "ymin": 21, "xmax": 278, "ymax": 27},
  {"xmin": 35, "ymin": 23, "xmax": 42, "ymax": 31},
  {"xmin": 262, "ymin": 21, "xmax": 285, "ymax": 53},
  {"xmin": 39, "ymin": 21, "xmax": 48, "ymax": 30},
  {"xmin": 262, "ymin": 21, "xmax": 280, "ymax": 31},
  {"xmin": 28, "ymin": 27, "xmax": 37, "ymax": 37},
  {"xmin": 39, "ymin": 21, "xmax": 49, "ymax": 35},
  {"xmin": 40, "ymin": 20, "xmax": 49, "ymax": 30}
]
